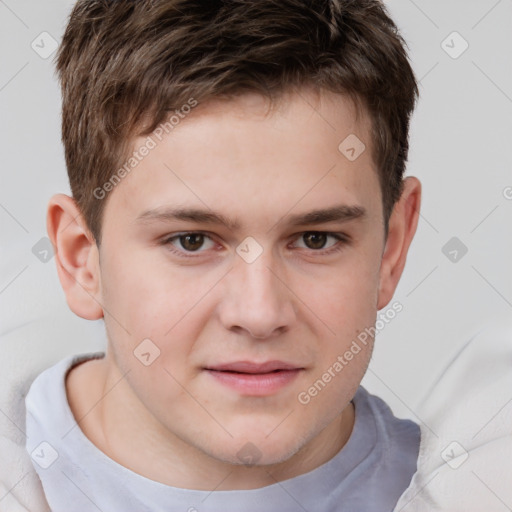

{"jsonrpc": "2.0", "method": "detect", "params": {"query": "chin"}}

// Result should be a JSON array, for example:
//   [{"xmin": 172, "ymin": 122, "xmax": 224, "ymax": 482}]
[{"xmin": 203, "ymin": 432, "xmax": 307, "ymax": 468}]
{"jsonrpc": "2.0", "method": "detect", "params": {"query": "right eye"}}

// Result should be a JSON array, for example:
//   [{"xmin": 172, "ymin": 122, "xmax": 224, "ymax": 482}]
[{"xmin": 161, "ymin": 232, "xmax": 217, "ymax": 256}]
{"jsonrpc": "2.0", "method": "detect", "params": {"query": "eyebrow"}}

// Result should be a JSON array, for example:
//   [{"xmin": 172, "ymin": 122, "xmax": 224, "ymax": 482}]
[{"xmin": 135, "ymin": 204, "xmax": 366, "ymax": 230}]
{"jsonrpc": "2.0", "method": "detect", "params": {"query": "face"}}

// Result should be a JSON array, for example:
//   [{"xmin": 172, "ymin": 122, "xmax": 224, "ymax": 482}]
[{"xmin": 95, "ymin": 89, "xmax": 386, "ymax": 466}]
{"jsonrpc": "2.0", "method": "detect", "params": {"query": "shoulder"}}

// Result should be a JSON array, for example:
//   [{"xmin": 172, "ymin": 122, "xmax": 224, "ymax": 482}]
[
  {"xmin": 25, "ymin": 351, "xmax": 106, "ymax": 431},
  {"xmin": 356, "ymin": 386, "xmax": 421, "ymax": 438},
  {"xmin": 353, "ymin": 386, "xmax": 421, "ymax": 471},
  {"xmin": 26, "ymin": 352, "xmax": 105, "ymax": 402}
]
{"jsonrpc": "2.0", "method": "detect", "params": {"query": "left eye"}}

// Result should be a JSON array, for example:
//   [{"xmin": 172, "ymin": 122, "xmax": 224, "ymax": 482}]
[{"xmin": 293, "ymin": 232, "xmax": 342, "ymax": 251}]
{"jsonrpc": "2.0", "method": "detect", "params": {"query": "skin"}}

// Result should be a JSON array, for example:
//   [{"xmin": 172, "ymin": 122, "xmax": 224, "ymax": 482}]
[{"xmin": 47, "ymin": 88, "xmax": 421, "ymax": 490}]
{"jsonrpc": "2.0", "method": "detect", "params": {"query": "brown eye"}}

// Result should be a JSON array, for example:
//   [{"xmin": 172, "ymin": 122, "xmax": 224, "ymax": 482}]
[
  {"xmin": 292, "ymin": 231, "xmax": 348, "ymax": 254},
  {"xmin": 160, "ymin": 231, "xmax": 217, "ymax": 258},
  {"xmin": 179, "ymin": 233, "xmax": 205, "ymax": 251},
  {"xmin": 302, "ymin": 232, "xmax": 328, "ymax": 249},
  {"xmin": 162, "ymin": 232, "xmax": 216, "ymax": 256}
]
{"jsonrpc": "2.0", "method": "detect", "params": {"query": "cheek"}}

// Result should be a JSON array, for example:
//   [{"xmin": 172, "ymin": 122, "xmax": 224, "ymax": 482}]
[
  {"xmin": 296, "ymin": 254, "xmax": 380, "ymax": 337},
  {"xmin": 99, "ymin": 249, "xmax": 218, "ymax": 374},
  {"xmin": 100, "ymin": 247, "xmax": 197, "ymax": 334},
  {"xmin": 98, "ymin": 253, "xmax": 202, "ymax": 416}
]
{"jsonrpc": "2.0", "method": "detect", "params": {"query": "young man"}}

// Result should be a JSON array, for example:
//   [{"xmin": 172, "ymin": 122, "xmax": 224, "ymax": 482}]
[{"xmin": 25, "ymin": 0, "xmax": 422, "ymax": 510}]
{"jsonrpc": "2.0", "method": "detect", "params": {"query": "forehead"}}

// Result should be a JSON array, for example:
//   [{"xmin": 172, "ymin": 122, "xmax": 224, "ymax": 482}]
[{"xmin": 103, "ymin": 89, "xmax": 381, "ymax": 232}]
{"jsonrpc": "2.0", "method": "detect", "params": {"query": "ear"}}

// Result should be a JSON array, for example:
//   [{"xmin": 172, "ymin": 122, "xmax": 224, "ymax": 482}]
[
  {"xmin": 377, "ymin": 177, "xmax": 421, "ymax": 310},
  {"xmin": 46, "ymin": 193, "xmax": 104, "ymax": 320}
]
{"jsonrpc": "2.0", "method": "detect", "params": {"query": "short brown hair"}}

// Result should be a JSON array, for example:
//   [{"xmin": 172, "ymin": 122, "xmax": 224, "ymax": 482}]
[{"xmin": 55, "ymin": 0, "xmax": 419, "ymax": 244}]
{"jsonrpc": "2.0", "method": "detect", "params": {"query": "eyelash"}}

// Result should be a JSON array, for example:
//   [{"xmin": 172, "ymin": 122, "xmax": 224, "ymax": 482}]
[{"xmin": 160, "ymin": 231, "xmax": 350, "ymax": 258}]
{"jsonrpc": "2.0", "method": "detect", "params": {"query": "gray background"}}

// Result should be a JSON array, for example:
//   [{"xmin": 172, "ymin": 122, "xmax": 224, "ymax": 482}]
[{"xmin": 1, "ymin": 0, "xmax": 511, "ymax": 420}]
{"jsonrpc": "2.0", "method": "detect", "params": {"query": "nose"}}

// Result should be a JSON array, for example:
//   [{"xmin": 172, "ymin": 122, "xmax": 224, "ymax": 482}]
[{"xmin": 218, "ymin": 249, "xmax": 296, "ymax": 340}]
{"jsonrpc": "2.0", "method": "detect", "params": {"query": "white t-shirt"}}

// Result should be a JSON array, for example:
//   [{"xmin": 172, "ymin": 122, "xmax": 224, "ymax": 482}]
[{"xmin": 25, "ymin": 352, "xmax": 420, "ymax": 512}]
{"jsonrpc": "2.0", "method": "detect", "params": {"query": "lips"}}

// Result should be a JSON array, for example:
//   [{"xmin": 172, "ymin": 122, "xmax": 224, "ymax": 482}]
[
  {"xmin": 204, "ymin": 361, "xmax": 303, "ymax": 374},
  {"xmin": 204, "ymin": 361, "xmax": 304, "ymax": 395}
]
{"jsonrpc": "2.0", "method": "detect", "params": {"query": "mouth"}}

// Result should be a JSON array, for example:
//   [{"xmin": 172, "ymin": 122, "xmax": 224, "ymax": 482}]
[
  {"xmin": 203, "ymin": 361, "xmax": 305, "ymax": 395},
  {"xmin": 204, "ymin": 360, "xmax": 303, "ymax": 374}
]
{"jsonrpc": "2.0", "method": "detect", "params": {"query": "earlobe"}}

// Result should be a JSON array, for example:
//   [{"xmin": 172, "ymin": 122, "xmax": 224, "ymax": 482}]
[
  {"xmin": 377, "ymin": 177, "xmax": 421, "ymax": 310},
  {"xmin": 46, "ymin": 194, "xmax": 104, "ymax": 320}
]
